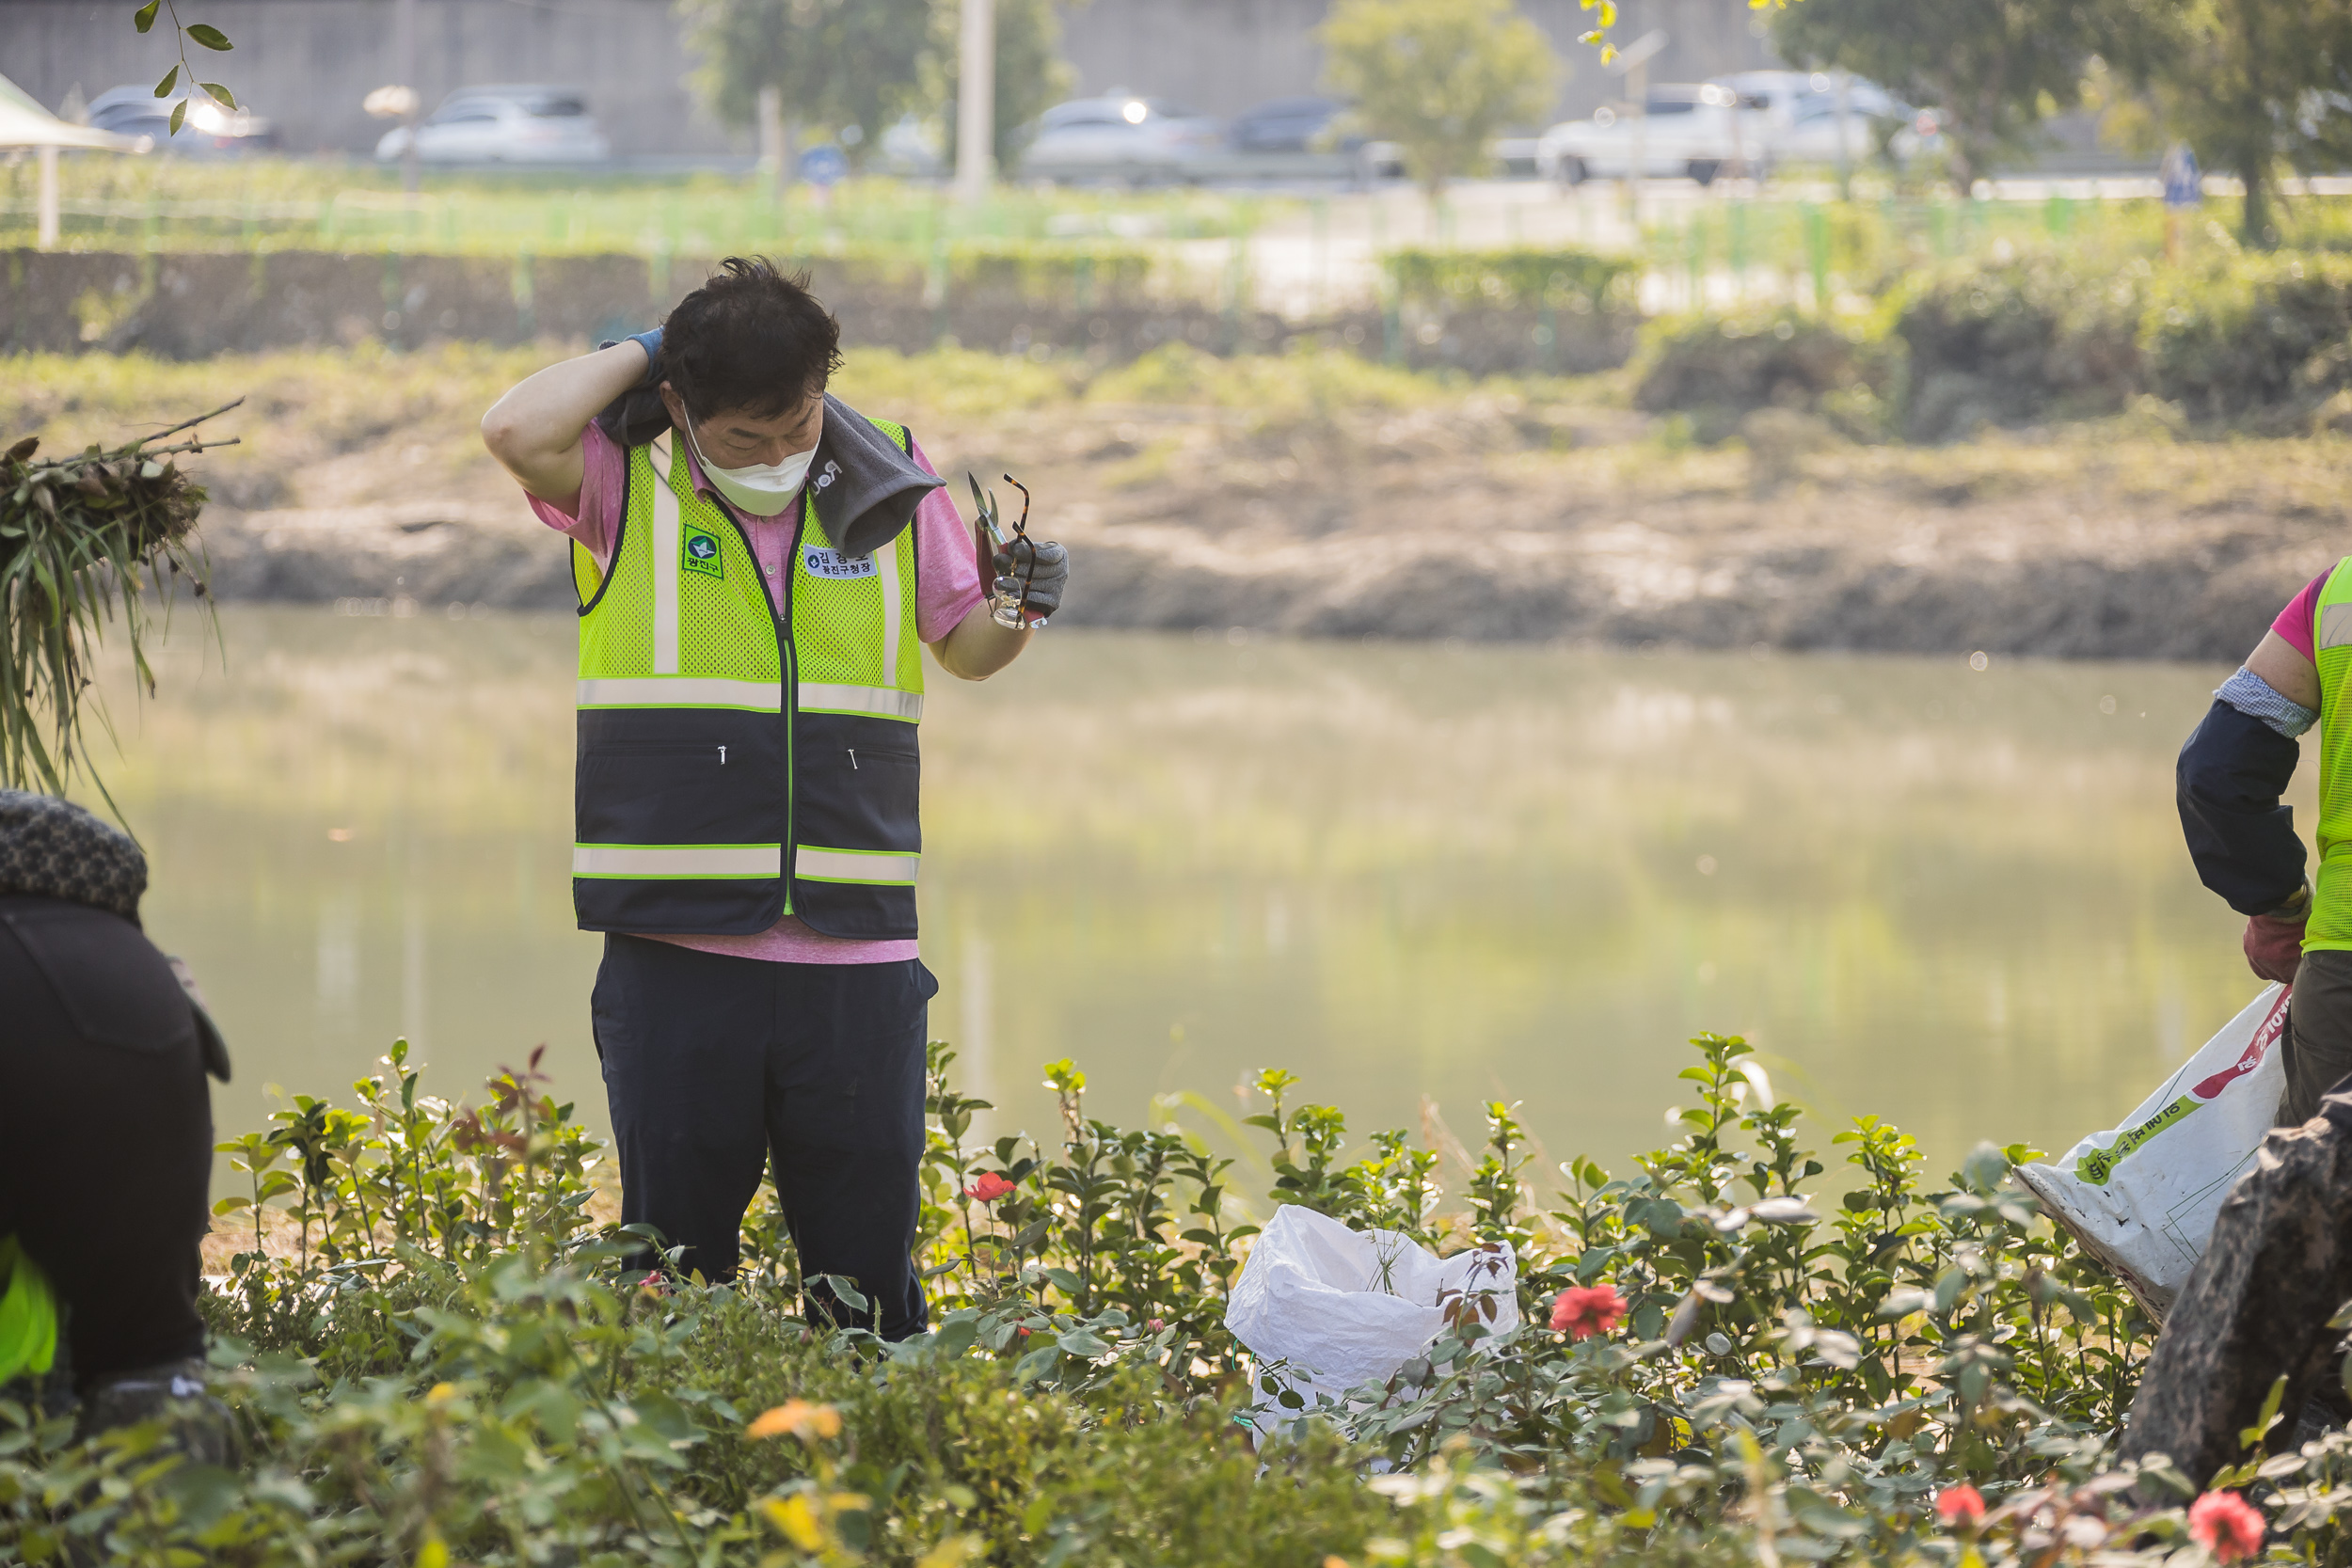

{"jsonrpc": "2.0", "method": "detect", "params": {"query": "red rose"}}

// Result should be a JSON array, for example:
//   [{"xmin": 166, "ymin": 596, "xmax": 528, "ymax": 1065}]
[
  {"xmin": 1934, "ymin": 1485, "xmax": 1986, "ymax": 1528},
  {"xmin": 1549, "ymin": 1284, "xmax": 1628, "ymax": 1339},
  {"xmin": 963, "ymin": 1172, "xmax": 1015, "ymax": 1203}
]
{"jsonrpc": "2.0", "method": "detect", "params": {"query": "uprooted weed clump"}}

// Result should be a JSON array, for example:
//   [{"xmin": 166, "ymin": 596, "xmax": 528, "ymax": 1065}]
[{"xmin": 6, "ymin": 1031, "xmax": 2349, "ymax": 1566}]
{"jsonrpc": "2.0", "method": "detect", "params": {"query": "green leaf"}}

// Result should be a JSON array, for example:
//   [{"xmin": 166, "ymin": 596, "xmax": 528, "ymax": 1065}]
[
  {"xmin": 186, "ymin": 22, "xmax": 232, "ymax": 48},
  {"xmin": 134, "ymin": 0, "xmax": 161, "ymax": 32},
  {"xmin": 153, "ymin": 65, "xmax": 179, "ymax": 99},
  {"xmin": 200, "ymin": 82, "xmax": 236, "ymax": 109},
  {"xmin": 168, "ymin": 99, "xmax": 187, "ymax": 135}
]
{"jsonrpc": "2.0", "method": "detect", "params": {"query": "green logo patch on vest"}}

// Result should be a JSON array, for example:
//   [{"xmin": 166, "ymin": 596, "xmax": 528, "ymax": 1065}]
[{"xmin": 681, "ymin": 522, "xmax": 723, "ymax": 579}]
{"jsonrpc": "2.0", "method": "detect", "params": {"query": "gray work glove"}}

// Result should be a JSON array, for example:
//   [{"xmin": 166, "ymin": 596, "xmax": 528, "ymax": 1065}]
[{"xmin": 993, "ymin": 537, "xmax": 1069, "ymax": 618}]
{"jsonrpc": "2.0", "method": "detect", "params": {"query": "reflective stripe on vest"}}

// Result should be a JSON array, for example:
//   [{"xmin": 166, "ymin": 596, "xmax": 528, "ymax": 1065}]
[
  {"xmin": 796, "ymin": 846, "xmax": 921, "ymax": 885},
  {"xmin": 2311, "ymin": 556, "xmax": 2352, "ymax": 951},
  {"xmin": 570, "ymin": 422, "xmax": 926, "ymax": 938},
  {"xmin": 574, "ymin": 843, "xmax": 783, "ymax": 879}
]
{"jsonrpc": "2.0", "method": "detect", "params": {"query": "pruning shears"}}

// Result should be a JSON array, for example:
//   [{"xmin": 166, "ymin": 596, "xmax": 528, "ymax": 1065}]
[{"xmin": 967, "ymin": 471, "xmax": 1046, "ymax": 629}]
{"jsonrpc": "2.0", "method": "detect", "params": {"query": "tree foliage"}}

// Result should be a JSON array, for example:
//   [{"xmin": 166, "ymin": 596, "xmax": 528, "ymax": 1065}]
[
  {"xmin": 1319, "ymin": 0, "xmax": 1561, "ymax": 200},
  {"xmin": 2105, "ymin": 0, "xmax": 2352, "ymax": 243},
  {"xmin": 1772, "ymin": 0, "xmax": 2142, "ymax": 194},
  {"xmin": 675, "ymin": 0, "xmax": 934, "ymax": 163},
  {"xmin": 678, "ymin": 0, "xmax": 1073, "ymax": 174}
]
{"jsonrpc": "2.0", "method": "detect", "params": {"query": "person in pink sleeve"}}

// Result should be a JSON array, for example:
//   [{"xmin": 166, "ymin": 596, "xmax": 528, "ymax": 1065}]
[
  {"xmin": 478, "ymin": 258, "xmax": 1067, "ymax": 1336},
  {"xmin": 2178, "ymin": 566, "xmax": 2344, "ymax": 1124}
]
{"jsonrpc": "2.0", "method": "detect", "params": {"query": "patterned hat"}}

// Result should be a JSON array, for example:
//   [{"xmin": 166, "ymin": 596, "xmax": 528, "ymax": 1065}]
[{"xmin": 0, "ymin": 790, "xmax": 146, "ymax": 925}]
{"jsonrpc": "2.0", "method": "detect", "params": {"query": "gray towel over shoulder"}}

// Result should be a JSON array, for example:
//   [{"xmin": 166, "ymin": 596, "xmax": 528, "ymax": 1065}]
[{"xmin": 811, "ymin": 392, "xmax": 946, "ymax": 559}]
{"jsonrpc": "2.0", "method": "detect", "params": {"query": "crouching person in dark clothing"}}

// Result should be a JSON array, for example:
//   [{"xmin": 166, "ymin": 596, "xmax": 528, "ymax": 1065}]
[{"xmin": 0, "ymin": 790, "xmax": 230, "ymax": 1458}]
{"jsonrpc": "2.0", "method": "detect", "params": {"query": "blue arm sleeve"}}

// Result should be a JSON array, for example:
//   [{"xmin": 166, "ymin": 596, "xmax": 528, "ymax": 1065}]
[{"xmin": 2177, "ymin": 698, "xmax": 2307, "ymax": 915}]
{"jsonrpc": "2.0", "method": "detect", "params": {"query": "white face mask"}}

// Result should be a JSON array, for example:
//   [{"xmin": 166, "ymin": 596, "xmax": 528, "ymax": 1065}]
[{"xmin": 683, "ymin": 415, "xmax": 815, "ymax": 517}]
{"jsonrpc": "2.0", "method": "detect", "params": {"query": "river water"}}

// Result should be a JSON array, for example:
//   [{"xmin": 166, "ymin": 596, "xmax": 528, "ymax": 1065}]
[{"xmin": 88, "ymin": 606, "xmax": 2282, "ymax": 1198}]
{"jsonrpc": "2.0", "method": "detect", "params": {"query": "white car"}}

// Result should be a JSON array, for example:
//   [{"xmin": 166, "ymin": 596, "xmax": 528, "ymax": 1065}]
[
  {"xmin": 1709, "ymin": 71, "xmax": 1919, "ymax": 170},
  {"xmin": 1015, "ymin": 96, "xmax": 1227, "ymax": 184},
  {"xmin": 1535, "ymin": 84, "xmax": 1756, "ymax": 187},
  {"xmin": 375, "ymin": 86, "xmax": 610, "ymax": 165}
]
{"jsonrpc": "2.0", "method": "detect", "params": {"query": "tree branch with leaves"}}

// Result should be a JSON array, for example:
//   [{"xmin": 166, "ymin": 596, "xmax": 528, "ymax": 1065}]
[{"xmin": 130, "ymin": 0, "xmax": 239, "ymax": 131}]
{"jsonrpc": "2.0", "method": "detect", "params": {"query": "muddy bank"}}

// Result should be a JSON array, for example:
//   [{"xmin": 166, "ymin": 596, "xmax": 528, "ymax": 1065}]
[{"xmin": 195, "ymin": 411, "xmax": 2344, "ymax": 663}]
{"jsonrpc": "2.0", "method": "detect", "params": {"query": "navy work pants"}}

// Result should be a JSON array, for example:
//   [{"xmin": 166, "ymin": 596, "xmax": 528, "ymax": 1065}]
[{"xmin": 590, "ymin": 935, "xmax": 936, "ymax": 1338}]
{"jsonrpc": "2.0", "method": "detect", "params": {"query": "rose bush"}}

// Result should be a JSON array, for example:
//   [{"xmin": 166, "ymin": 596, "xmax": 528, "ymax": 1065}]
[{"xmin": 4, "ymin": 1030, "xmax": 2347, "ymax": 1566}]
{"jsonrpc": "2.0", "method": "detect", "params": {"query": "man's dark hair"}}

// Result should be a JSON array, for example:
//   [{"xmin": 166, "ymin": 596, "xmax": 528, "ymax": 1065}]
[{"xmin": 661, "ymin": 257, "xmax": 842, "ymax": 420}]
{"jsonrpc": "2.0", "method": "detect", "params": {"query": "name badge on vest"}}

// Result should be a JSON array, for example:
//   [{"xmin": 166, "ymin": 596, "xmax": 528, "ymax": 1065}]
[
  {"xmin": 803, "ymin": 546, "xmax": 877, "ymax": 579},
  {"xmin": 681, "ymin": 521, "xmax": 723, "ymax": 579}
]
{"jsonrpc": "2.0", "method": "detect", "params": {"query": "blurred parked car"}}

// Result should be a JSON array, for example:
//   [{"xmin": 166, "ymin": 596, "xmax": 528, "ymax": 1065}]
[
  {"xmin": 1536, "ymin": 84, "xmax": 1752, "ymax": 186},
  {"xmin": 86, "ymin": 85, "xmax": 276, "ymax": 155},
  {"xmin": 1709, "ymin": 70, "xmax": 1919, "ymax": 169},
  {"xmin": 877, "ymin": 116, "xmax": 944, "ymax": 178},
  {"xmin": 1230, "ymin": 95, "xmax": 1355, "ymax": 154},
  {"xmin": 375, "ymin": 86, "xmax": 609, "ymax": 165},
  {"xmin": 1016, "ymin": 96, "xmax": 1225, "ymax": 184}
]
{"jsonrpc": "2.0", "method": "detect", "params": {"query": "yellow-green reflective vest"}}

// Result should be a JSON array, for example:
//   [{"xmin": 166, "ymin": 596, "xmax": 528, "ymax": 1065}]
[
  {"xmin": 570, "ymin": 421, "xmax": 925, "ymax": 940},
  {"xmin": 2312, "ymin": 557, "xmax": 2352, "ymax": 951}
]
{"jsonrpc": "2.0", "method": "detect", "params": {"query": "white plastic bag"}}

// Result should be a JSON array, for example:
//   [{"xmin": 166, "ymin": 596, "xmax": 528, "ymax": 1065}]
[
  {"xmin": 2015, "ymin": 983, "xmax": 2290, "ymax": 1319},
  {"xmin": 1225, "ymin": 1204, "xmax": 1518, "ymax": 1436}
]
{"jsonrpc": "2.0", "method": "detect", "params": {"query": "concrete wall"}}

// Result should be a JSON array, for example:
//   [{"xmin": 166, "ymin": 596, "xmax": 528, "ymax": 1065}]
[
  {"xmin": 1057, "ymin": 0, "xmax": 1786, "ymax": 123},
  {"xmin": 3, "ymin": 0, "xmax": 745, "ymax": 158}
]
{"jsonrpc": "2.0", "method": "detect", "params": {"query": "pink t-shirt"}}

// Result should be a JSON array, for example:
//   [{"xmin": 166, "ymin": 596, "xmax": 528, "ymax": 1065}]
[
  {"xmin": 528, "ymin": 419, "xmax": 983, "ymax": 964},
  {"xmin": 2275, "ymin": 571, "xmax": 2330, "ymax": 661}
]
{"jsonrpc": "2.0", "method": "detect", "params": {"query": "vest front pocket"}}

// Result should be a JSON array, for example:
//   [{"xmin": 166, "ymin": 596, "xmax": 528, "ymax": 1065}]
[
  {"xmin": 578, "ymin": 738, "xmax": 774, "ymax": 847},
  {"xmin": 793, "ymin": 743, "xmax": 920, "ymax": 858}
]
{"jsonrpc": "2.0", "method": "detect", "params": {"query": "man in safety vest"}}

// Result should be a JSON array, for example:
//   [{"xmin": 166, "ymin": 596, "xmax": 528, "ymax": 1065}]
[
  {"xmin": 480, "ymin": 257, "xmax": 1067, "ymax": 1338},
  {"xmin": 2177, "ymin": 564, "xmax": 2352, "ymax": 1126}
]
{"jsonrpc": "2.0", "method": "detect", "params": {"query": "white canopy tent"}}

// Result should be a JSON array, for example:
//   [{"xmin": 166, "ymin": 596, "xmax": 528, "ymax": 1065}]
[{"xmin": 0, "ymin": 74, "xmax": 148, "ymax": 249}]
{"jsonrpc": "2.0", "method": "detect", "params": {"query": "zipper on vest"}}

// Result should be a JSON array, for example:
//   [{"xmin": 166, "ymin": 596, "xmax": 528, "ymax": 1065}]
[{"xmin": 707, "ymin": 486, "xmax": 797, "ymax": 921}]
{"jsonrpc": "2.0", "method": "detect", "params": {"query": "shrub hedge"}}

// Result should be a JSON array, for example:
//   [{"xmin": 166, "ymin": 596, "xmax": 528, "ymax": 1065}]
[
  {"xmin": 1640, "ymin": 248, "xmax": 2352, "ymax": 441},
  {"xmin": 1382, "ymin": 247, "xmax": 1637, "ymax": 312},
  {"xmin": 1631, "ymin": 309, "xmax": 1890, "ymax": 422}
]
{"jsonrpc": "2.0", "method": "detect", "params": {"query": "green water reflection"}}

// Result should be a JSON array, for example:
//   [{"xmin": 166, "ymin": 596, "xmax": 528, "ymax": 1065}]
[{"xmin": 88, "ymin": 608, "xmax": 2281, "ymax": 1197}]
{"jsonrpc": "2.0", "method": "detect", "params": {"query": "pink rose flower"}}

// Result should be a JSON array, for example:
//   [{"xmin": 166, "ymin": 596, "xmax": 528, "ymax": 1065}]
[{"xmin": 1934, "ymin": 1484, "xmax": 1986, "ymax": 1528}]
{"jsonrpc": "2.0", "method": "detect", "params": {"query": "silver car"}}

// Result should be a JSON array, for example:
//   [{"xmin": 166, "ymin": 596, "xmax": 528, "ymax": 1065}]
[
  {"xmin": 375, "ymin": 86, "xmax": 611, "ymax": 166},
  {"xmin": 1015, "ymin": 96, "xmax": 1226, "ymax": 185}
]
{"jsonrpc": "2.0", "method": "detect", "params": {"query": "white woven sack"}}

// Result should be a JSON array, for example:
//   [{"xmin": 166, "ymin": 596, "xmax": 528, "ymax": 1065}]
[{"xmin": 2015, "ymin": 983, "xmax": 2290, "ymax": 1320}]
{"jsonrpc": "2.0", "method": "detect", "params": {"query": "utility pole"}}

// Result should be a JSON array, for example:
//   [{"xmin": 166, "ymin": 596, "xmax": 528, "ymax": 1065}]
[
  {"xmin": 1834, "ymin": 70, "xmax": 1853, "ymax": 202},
  {"xmin": 1610, "ymin": 30, "xmax": 1667, "ymax": 232},
  {"xmin": 757, "ymin": 84, "xmax": 787, "ymax": 199},
  {"xmin": 397, "ymin": 0, "xmax": 420, "ymax": 195},
  {"xmin": 955, "ymin": 0, "xmax": 994, "ymax": 205}
]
